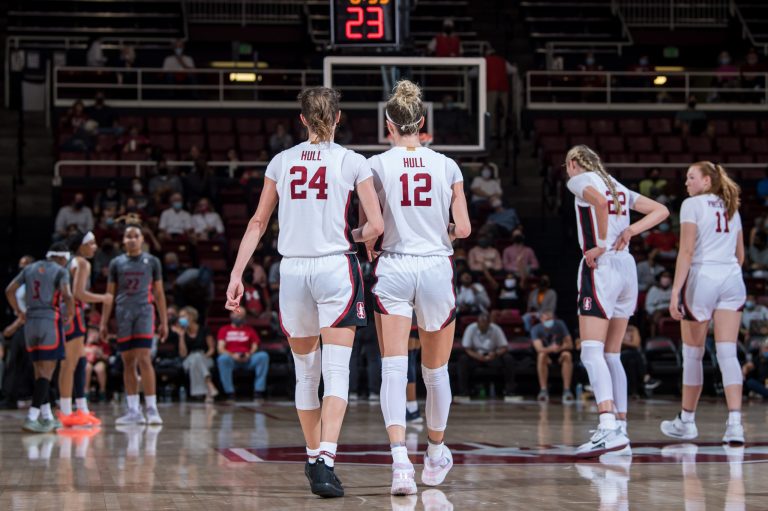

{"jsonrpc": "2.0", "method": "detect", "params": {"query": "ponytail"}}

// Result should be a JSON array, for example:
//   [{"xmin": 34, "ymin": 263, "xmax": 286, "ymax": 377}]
[
  {"xmin": 566, "ymin": 145, "xmax": 621, "ymax": 215},
  {"xmin": 297, "ymin": 87, "xmax": 341, "ymax": 143},
  {"xmin": 693, "ymin": 161, "xmax": 741, "ymax": 220}
]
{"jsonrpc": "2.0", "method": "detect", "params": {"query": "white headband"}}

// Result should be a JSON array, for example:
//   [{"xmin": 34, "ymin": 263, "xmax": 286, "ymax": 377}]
[
  {"xmin": 46, "ymin": 251, "xmax": 70, "ymax": 259},
  {"xmin": 385, "ymin": 109, "xmax": 423, "ymax": 131},
  {"xmin": 82, "ymin": 231, "xmax": 95, "ymax": 245}
]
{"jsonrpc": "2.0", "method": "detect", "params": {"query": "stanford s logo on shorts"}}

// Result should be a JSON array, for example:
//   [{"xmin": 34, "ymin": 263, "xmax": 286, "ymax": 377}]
[
  {"xmin": 582, "ymin": 297, "xmax": 593, "ymax": 311},
  {"xmin": 356, "ymin": 302, "xmax": 366, "ymax": 319}
]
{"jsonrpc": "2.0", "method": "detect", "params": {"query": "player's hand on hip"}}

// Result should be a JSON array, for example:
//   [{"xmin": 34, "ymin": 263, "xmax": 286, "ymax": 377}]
[
  {"xmin": 364, "ymin": 239, "xmax": 379, "ymax": 262},
  {"xmin": 669, "ymin": 293, "xmax": 683, "ymax": 321},
  {"xmin": 613, "ymin": 228, "xmax": 633, "ymax": 251},
  {"xmin": 16, "ymin": 311, "xmax": 26, "ymax": 324},
  {"xmin": 65, "ymin": 312, "xmax": 75, "ymax": 328},
  {"xmin": 584, "ymin": 246, "xmax": 605, "ymax": 269},
  {"xmin": 225, "ymin": 279, "xmax": 244, "ymax": 312}
]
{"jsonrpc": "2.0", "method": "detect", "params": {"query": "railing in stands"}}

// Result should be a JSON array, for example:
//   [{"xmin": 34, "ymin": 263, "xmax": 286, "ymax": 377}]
[
  {"xmin": 732, "ymin": 2, "xmax": 768, "ymax": 56},
  {"xmin": 53, "ymin": 66, "xmax": 324, "ymax": 108},
  {"xmin": 53, "ymin": 160, "xmax": 268, "ymax": 185},
  {"xmin": 617, "ymin": 0, "xmax": 731, "ymax": 28},
  {"xmin": 527, "ymin": 70, "xmax": 768, "ymax": 110},
  {"xmin": 184, "ymin": 0, "xmax": 304, "ymax": 25}
]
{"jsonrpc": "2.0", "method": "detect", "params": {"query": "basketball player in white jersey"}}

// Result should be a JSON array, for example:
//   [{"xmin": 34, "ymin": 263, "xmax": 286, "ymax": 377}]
[
  {"xmin": 364, "ymin": 80, "xmax": 471, "ymax": 495},
  {"xmin": 661, "ymin": 162, "xmax": 747, "ymax": 444},
  {"xmin": 225, "ymin": 87, "xmax": 384, "ymax": 498},
  {"xmin": 565, "ymin": 145, "xmax": 668, "ymax": 457}
]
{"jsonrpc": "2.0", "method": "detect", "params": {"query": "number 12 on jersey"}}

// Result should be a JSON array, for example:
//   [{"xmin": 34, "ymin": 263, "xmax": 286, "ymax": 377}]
[{"xmin": 400, "ymin": 173, "xmax": 432, "ymax": 206}]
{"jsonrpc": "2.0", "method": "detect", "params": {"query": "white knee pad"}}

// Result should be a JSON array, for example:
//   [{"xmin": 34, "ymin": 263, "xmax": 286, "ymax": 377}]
[
  {"xmin": 422, "ymin": 364, "xmax": 451, "ymax": 432},
  {"xmin": 580, "ymin": 341, "xmax": 614, "ymax": 405},
  {"xmin": 682, "ymin": 345, "xmax": 705, "ymax": 386},
  {"xmin": 322, "ymin": 344, "xmax": 352, "ymax": 402},
  {"xmin": 380, "ymin": 356, "xmax": 408, "ymax": 429},
  {"xmin": 604, "ymin": 353, "xmax": 627, "ymax": 415},
  {"xmin": 292, "ymin": 349, "xmax": 321, "ymax": 410},
  {"xmin": 716, "ymin": 342, "xmax": 742, "ymax": 388}
]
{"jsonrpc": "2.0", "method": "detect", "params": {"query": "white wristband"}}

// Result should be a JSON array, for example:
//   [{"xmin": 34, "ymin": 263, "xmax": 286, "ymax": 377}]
[{"xmin": 595, "ymin": 238, "xmax": 607, "ymax": 249}]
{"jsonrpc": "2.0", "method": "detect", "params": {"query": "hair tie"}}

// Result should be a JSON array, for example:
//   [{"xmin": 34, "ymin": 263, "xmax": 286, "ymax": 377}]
[
  {"xmin": 47, "ymin": 251, "xmax": 70, "ymax": 259},
  {"xmin": 82, "ymin": 231, "xmax": 95, "ymax": 245}
]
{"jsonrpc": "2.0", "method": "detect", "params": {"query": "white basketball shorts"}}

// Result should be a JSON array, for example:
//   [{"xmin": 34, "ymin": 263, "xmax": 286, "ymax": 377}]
[
  {"xmin": 577, "ymin": 251, "xmax": 638, "ymax": 320},
  {"xmin": 278, "ymin": 254, "xmax": 366, "ymax": 338},
  {"xmin": 682, "ymin": 263, "xmax": 746, "ymax": 322},
  {"xmin": 372, "ymin": 253, "xmax": 456, "ymax": 332}
]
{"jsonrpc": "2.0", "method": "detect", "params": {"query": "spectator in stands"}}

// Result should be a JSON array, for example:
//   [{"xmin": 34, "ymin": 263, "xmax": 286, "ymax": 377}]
[
  {"xmin": 455, "ymin": 312, "xmax": 518, "ymax": 403},
  {"xmin": 428, "ymin": 19, "xmax": 462, "ymax": 57},
  {"xmin": 485, "ymin": 200, "xmax": 520, "ymax": 236},
  {"xmin": 744, "ymin": 340, "xmax": 768, "ymax": 399},
  {"xmin": 456, "ymin": 271, "xmax": 491, "ymax": 315},
  {"xmin": 497, "ymin": 272, "xmax": 523, "ymax": 310},
  {"xmin": 712, "ymin": 50, "xmax": 739, "ymax": 100},
  {"xmin": 241, "ymin": 266, "xmax": 272, "ymax": 321},
  {"xmin": 93, "ymin": 181, "xmax": 123, "ymax": 216},
  {"xmin": 675, "ymin": 95, "xmax": 709, "ymax": 136},
  {"xmin": 484, "ymin": 46, "xmax": 516, "ymax": 140},
  {"xmin": 86, "ymin": 38, "xmax": 107, "ymax": 67},
  {"xmin": 531, "ymin": 311, "xmax": 574, "ymax": 403},
  {"xmin": 84, "ymin": 326, "xmax": 110, "ymax": 402},
  {"xmin": 639, "ymin": 167, "xmax": 667, "ymax": 197},
  {"xmin": 191, "ymin": 198, "xmax": 224, "ymax": 241},
  {"xmin": 636, "ymin": 250, "xmax": 664, "ymax": 292},
  {"xmin": 523, "ymin": 275, "xmax": 557, "ymax": 332},
  {"xmin": 93, "ymin": 206, "xmax": 121, "ymax": 243},
  {"xmin": 644, "ymin": 221, "xmax": 677, "ymax": 260},
  {"xmin": 268, "ymin": 124, "xmax": 294, "ymax": 155},
  {"xmin": 126, "ymin": 178, "xmax": 153, "ymax": 215},
  {"xmin": 182, "ymin": 160, "xmax": 217, "ymax": 208},
  {"xmin": 158, "ymin": 192, "xmax": 194, "ymax": 240},
  {"xmin": 216, "ymin": 309, "xmax": 270, "ymax": 403},
  {"xmin": 54, "ymin": 193, "xmax": 94, "ymax": 239},
  {"xmin": 502, "ymin": 229, "xmax": 539, "ymax": 277},
  {"xmin": 620, "ymin": 324, "xmax": 660, "ymax": 398},
  {"xmin": 186, "ymin": 145, "xmax": 203, "ymax": 162},
  {"xmin": 645, "ymin": 271, "xmax": 672, "ymax": 337},
  {"xmin": 749, "ymin": 230, "xmax": 768, "ymax": 278},
  {"xmin": 119, "ymin": 126, "xmax": 151, "ymax": 154},
  {"xmin": 226, "ymin": 148, "xmax": 241, "ymax": 177},
  {"xmin": 757, "ymin": 168, "xmax": 768, "ymax": 206},
  {"xmin": 148, "ymin": 159, "xmax": 184, "ymax": 205},
  {"xmin": 86, "ymin": 92, "xmax": 122, "ymax": 135},
  {"xmin": 741, "ymin": 295, "xmax": 768, "ymax": 340},
  {"xmin": 741, "ymin": 48, "xmax": 766, "ymax": 101},
  {"xmin": 120, "ymin": 44, "xmax": 136, "ymax": 68},
  {"xmin": 468, "ymin": 237, "xmax": 502, "ymax": 274},
  {"xmin": 470, "ymin": 163, "xmax": 503, "ymax": 209},
  {"xmin": 163, "ymin": 39, "xmax": 195, "ymax": 70},
  {"xmin": 60, "ymin": 100, "xmax": 96, "ymax": 153},
  {"xmin": 171, "ymin": 306, "xmax": 218, "ymax": 402},
  {"xmin": 93, "ymin": 238, "xmax": 117, "ymax": 280},
  {"xmin": 267, "ymin": 254, "xmax": 281, "ymax": 297}
]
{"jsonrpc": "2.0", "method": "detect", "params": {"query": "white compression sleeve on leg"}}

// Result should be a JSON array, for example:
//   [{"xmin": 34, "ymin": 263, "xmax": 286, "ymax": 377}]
[
  {"xmin": 716, "ymin": 342, "xmax": 742, "ymax": 388},
  {"xmin": 682, "ymin": 345, "xmax": 705, "ymax": 386},
  {"xmin": 380, "ymin": 356, "xmax": 408, "ymax": 429},
  {"xmin": 604, "ymin": 353, "xmax": 628, "ymax": 415},
  {"xmin": 580, "ymin": 341, "xmax": 614, "ymax": 406},
  {"xmin": 322, "ymin": 344, "xmax": 352, "ymax": 402},
  {"xmin": 422, "ymin": 364, "xmax": 452, "ymax": 432},
  {"xmin": 292, "ymin": 349, "xmax": 321, "ymax": 410}
]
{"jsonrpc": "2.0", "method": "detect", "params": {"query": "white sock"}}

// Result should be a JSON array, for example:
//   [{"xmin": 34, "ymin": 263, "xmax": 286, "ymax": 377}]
[
  {"xmin": 307, "ymin": 447, "xmax": 320, "ymax": 464},
  {"xmin": 60, "ymin": 398, "xmax": 73, "ymax": 416},
  {"xmin": 145, "ymin": 428, "xmax": 159, "ymax": 456},
  {"xmin": 40, "ymin": 440, "xmax": 54, "ymax": 459},
  {"xmin": 599, "ymin": 412, "xmax": 617, "ymax": 430},
  {"xmin": 604, "ymin": 353, "xmax": 627, "ymax": 415},
  {"xmin": 406, "ymin": 400, "xmax": 418, "ymax": 414},
  {"xmin": 127, "ymin": 394, "xmax": 140, "ymax": 412},
  {"xmin": 391, "ymin": 444, "xmax": 410, "ymax": 465},
  {"xmin": 681, "ymin": 410, "xmax": 696, "ymax": 423},
  {"xmin": 75, "ymin": 398, "xmax": 89, "ymax": 413},
  {"xmin": 145, "ymin": 395, "xmax": 157, "ymax": 409},
  {"xmin": 41, "ymin": 403, "xmax": 53, "ymax": 420},
  {"xmin": 381, "ymin": 356, "xmax": 408, "ymax": 428},
  {"xmin": 422, "ymin": 364, "xmax": 451, "ymax": 432},
  {"xmin": 319, "ymin": 441, "xmax": 337, "ymax": 468},
  {"xmin": 27, "ymin": 407, "xmax": 40, "ymax": 421},
  {"xmin": 728, "ymin": 410, "xmax": 742, "ymax": 426},
  {"xmin": 580, "ymin": 341, "xmax": 614, "ymax": 405},
  {"xmin": 427, "ymin": 440, "xmax": 444, "ymax": 461}
]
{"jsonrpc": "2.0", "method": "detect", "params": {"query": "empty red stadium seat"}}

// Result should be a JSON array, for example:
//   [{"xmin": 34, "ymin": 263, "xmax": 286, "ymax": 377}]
[
  {"xmin": 665, "ymin": 153, "xmax": 693, "ymax": 163},
  {"xmin": 657, "ymin": 317, "xmax": 681, "ymax": 342},
  {"xmin": 686, "ymin": 136, "xmax": 712, "ymax": 153},
  {"xmin": 539, "ymin": 135, "xmax": 568, "ymax": 152},
  {"xmin": 533, "ymin": 118, "xmax": 559, "ymax": 135},
  {"xmin": 152, "ymin": 134, "xmax": 176, "ymax": 152},
  {"xmin": 618, "ymin": 118, "xmax": 645, "ymax": 135},
  {"xmin": 716, "ymin": 136, "xmax": 742, "ymax": 154},
  {"xmin": 725, "ymin": 154, "xmax": 754, "ymax": 164},
  {"xmin": 640, "ymin": 153, "xmax": 664, "ymax": 164},
  {"xmin": 605, "ymin": 153, "xmax": 636, "ymax": 164},
  {"xmin": 207, "ymin": 117, "xmax": 233, "ymax": 133},
  {"xmin": 119, "ymin": 116, "xmax": 145, "ymax": 131},
  {"xmin": 59, "ymin": 151, "xmax": 87, "ymax": 160},
  {"xmin": 562, "ymin": 118, "xmax": 587, "ymax": 135},
  {"xmin": 744, "ymin": 136, "xmax": 768, "ymax": 152},
  {"xmin": 733, "ymin": 119, "xmax": 758, "ymax": 135},
  {"xmin": 591, "ymin": 119, "xmax": 615, "ymax": 134},
  {"xmin": 200, "ymin": 258, "xmax": 228, "ymax": 273},
  {"xmin": 58, "ymin": 165, "xmax": 88, "ymax": 178},
  {"xmin": 657, "ymin": 136, "xmax": 683, "ymax": 153},
  {"xmin": 711, "ymin": 119, "xmax": 730, "ymax": 135},
  {"xmin": 236, "ymin": 118, "xmax": 264, "ymax": 134},
  {"xmin": 147, "ymin": 116, "xmax": 174, "ymax": 133},
  {"xmin": 647, "ymin": 118, "xmax": 672, "ymax": 134},
  {"xmin": 598, "ymin": 135, "xmax": 624, "ymax": 153},
  {"xmin": 239, "ymin": 134, "xmax": 267, "ymax": 152},
  {"xmin": 222, "ymin": 203, "xmax": 249, "ymax": 218},
  {"xmin": 209, "ymin": 134, "xmax": 235, "ymax": 152},
  {"xmin": 178, "ymin": 134, "xmax": 206, "ymax": 152},
  {"xmin": 569, "ymin": 135, "xmax": 596, "ymax": 148},
  {"xmin": 176, "ymin": 116, "xmax": 203, "ymax": 133},
  {"xmin": 627, "ymin": 136, "xmax": 654, "ymax": 153}
]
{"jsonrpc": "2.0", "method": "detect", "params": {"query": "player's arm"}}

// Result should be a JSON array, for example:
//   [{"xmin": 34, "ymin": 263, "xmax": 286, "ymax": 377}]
[
  {"xmin": 581, "ymin": 186, "xmax": 609, "ymax": 267},
  {"xmin": 60, "ymin": 279, "xmax": 75, "ymax": 327},
  {"xmin": 450, "ymin": 182, "xmax": 471, "ymax": 240},
  {"xmin": 100, "ymin": 281, "xmax": 116, "ymax": 341},
  {"xmin": 614, "ymin": 195, "xmax": 670, "ymax": 251},
  {"xmin": 352, "ymin": 177, "xmax": 384, "ymax": 243},
  {"xmin": 670, "ymin": 222, "xmax": 697, "ymax": 321},
  {"xmin": 226, "ymin": 178, "xmax": 279, "ymax": 312},
  {"xmin": 4, "ymin": 278, "xmax": 23, "ymax": 322},
  {"xmin": 73, "ymin": 259, "xmax": 112, "ymax": 305},
  {"xmin": 736, "ymin": 228, "xmax": 745, "ymax": 267},
  {"xmin": 153, "ymin": 279, "xmax": 168, "ymax": 342}
]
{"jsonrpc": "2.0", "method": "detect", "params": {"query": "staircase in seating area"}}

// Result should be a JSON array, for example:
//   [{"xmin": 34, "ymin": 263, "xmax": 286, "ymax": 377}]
[
  {"xmin": 7, "ymin": 0, "xmax": 186, "ymax": 39},
  {"xmin": 734, "ymin": 1, "xmax": 768, "ymax": 53}
]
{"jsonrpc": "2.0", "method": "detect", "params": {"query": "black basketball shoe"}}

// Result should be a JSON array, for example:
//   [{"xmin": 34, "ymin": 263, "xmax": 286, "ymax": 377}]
[{"xmin": 309, "ymin": 457, "xmax": 344, "ymax": 498}]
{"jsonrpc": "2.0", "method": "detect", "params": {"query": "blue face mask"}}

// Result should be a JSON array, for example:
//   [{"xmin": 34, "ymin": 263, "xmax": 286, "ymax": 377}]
[
  {"xmin": 172, "ymin": 201, "xmax": 183, "ymax": 211},
  {"xmin": 178, "ymin": 317, "xmax": 189, "ymax": 328},
  {"xmin": 543, "ymin": 319, "xmax": 555, "ymax": 328},
  {"xmin": 745, "ymin": 301, "xmax": 755, "ymax": 310},
  {"xmin": 659, "ymin": 223, "xmax": 670, "ymax": 232}
]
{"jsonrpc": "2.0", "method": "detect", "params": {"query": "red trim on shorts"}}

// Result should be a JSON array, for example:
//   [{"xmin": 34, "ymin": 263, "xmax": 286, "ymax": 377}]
[
  {"xmin": 589, "ymin": 266, "xmax": 608, "ymax": 318},
  {"xmin": 277, "ymin": 309, "xmax": 290, "ymax": 337},
  {"xmin": 332, "ymin": 256, "xmax": 356, "ymax": 327},
  {"xmin": 681, "ymin": 281, "xmax": 700, "ymax": 322},
  {"xmin": 28, "ymin": 312, "xmax": 62, "ymax": 352},
  {"xmin": 117, "ymin": 333, "xmax": 154, "ymax": 343},
  {"xmin": 439, "ymin": 256, "xmax": 457, "ymax": 329}
]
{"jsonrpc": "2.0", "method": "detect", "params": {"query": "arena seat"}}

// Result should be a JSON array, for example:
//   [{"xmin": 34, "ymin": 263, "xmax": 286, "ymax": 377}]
[{"xmin": 644, "ymin": 337, "xmax": 681, "ymax": 394}]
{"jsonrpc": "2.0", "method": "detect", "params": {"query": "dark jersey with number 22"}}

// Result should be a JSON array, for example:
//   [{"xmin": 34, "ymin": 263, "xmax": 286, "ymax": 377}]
[{"xmin": 108, "ymin": 253, "xmax": 162, "ymax": 308}]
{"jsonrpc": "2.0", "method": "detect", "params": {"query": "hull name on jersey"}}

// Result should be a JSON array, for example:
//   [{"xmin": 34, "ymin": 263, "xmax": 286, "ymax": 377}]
[
  {"xmin": 300, "ymin": 150, "xmax": 322, "ymax": 161},
  {"xmin": 403, "ymin": 157, "xmax": 425, "ymax": 168}
]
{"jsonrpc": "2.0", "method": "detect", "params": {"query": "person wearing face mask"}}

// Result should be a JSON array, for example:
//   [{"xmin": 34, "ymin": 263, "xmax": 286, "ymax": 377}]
[
  {"xmin": 740, "ymin": 295, "xmax": 768, "ymax": 341},
  {"xmin": 169, "ymin": 307, "xmax": 219, "ymax": 403},
  {"xmin": 158, "ymin": 192, "xmax": 194, "ymax": 241},
  {"xmin": 645, "ymin": 271, "xmax": 673, "ymax": 337},
  {"xmin": 467, "ymin": 237, "xmax": 503, "ymax": 273},
  {"xmin": 456, "ymin": 271, "xmax": 491, "ymax": 316},
  {"xmin": 502, "ymin": 230, "xmax": 540, "ymax": 278},
  {"xmin": 675, "ymin": 94, "xmax": 708, "ymax": 137},
  {"xmin": 531, "ymin": 311, "xmax": 574, "ymax": 404},
  {"xmin": 55, "ymin": 193, "xmax": 94, "ymax": 239},
  {"xmin": 93, "ymin": 181, "xmax": 123, "ymax": 217},
  {"xmin": 94, "ymin": 206, "xmax": 121, "ymax": 243},
  {"xmin": 85, "ymin": 91, "xmax": 121, "ymax": 136},
  {"xmin": 714, "ymin": 50, "xmax": 738, "ymax": 90},
  {"xmin": 740, "ymin": 48, "xmax": 766, "ymax": 101},
  {"xmin": 522, "ymin": 275, "xmax": 557, "ymax": 332},
  {"xmin": 470, "ymin": 164, "xmax": 503, "ymax": 209},
  {"xmin": 645, "ymin": 221, "xmax": 678, "ymax": 260},
  {"xmin": 636, "ymin": 249, "xmax": 664, "ymax": 293},
  {"xmin": 498, "ymin": 273, "xmax": 522, "ymax": 310},
  {"xmin": 427, "ymin": 19, "xmax": 462, "ymax": 58},
  {"xmin": 162, "ymin": 39, "xmax": 195, "ymax": 71},
  {"xmin": 216, "ymin": 309, "xmax": 270, "ymax": 404},
  {"xmin": 191, "ymin": 198, "xmax": 225, "ymax": 241},
  {"xmin": 148, "ymin": 159, "xmax": 184, "ymax": 203}
]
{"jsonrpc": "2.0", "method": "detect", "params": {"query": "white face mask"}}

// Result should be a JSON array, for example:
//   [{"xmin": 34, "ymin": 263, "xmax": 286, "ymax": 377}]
[
  {"xmin": 481, "ymin": 169, "xmax": 492, "ymax": 179},
  {"xmin": 504, "ymin": 278, "xmax": 516, "ymax": 288},
  {"xmin": 132, "ymin": 183, "xmax": 142, "ymax": 193}
]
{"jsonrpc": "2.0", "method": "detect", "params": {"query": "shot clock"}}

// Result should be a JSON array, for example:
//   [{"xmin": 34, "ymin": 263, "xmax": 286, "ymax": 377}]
[{"xmin": 331, "ymin": 0, "xmax": 400, "ymax": 48}]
